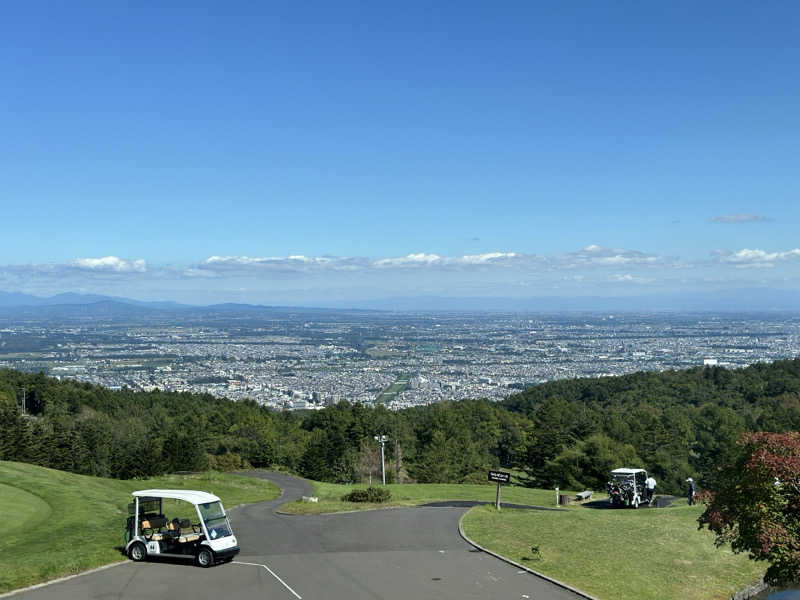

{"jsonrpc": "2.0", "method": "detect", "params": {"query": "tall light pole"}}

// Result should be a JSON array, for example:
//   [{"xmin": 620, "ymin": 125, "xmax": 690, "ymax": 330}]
[{"xmin": 374, "ymin": 434, "xmax": 389, "ymax": 485}]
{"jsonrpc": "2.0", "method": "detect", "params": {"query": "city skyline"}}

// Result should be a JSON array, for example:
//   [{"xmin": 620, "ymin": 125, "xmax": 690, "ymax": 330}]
[
  {"xmin": 3, "ymin": 2, "xmax": 800, "ymax": 304},
  {"xmin": 4, "ymin": 308, "xmax": 798, "ymax": 410}
]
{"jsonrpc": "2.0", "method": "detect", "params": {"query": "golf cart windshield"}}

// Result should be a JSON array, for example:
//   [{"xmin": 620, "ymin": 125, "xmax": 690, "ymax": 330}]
[
  {"xmin": 199, "ymin": 501, "xmax": 232, "ymax": 539},
  {"xmin": 611, "ymin": 473, "xmax": 633, "ymax": 482}
]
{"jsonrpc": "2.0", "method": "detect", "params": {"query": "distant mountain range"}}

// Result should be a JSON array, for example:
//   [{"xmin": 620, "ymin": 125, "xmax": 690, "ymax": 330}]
[
  {"xmin": 0, "ymin": 292, "xmax": 362, "ymax": 319},
  {"xmin": 1, "ymin": 288, "xmax": 799, "ymax": 315},
  {"xmin": 0, "ymin": 291, "xmax": 187, "ymax": 310}
]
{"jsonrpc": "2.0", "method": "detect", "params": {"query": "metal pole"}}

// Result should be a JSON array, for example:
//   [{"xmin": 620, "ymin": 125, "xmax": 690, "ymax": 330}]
[
  {"xmin": 495, "ymin": 481, "xmax": 501, "ymax": 510},
  {"xmin": 375, "ymin": 434, "xmax": 388, "ymax": 485},
  {"xmin": 134, "ymin": 497, "xmax": 139, "ymax": 540},
  {"xmin": 380, "ymin": 440, "xmax": 386, "ymax": 485}
]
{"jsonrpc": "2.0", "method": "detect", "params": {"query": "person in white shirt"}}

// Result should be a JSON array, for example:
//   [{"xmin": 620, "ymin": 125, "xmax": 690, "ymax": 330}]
[{"xmin": 645, "ymin": 475, "xmax": 657, "ymax": 504}]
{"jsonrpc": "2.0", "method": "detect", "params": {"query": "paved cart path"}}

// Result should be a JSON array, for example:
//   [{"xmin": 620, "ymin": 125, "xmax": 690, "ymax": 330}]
[{"xmin": 7, "ymin": 471, "xmax": 586, "ymax": 600}]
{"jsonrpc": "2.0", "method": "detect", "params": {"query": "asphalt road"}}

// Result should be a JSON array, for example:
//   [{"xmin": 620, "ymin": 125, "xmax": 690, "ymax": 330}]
[{"xmin": 9, "ymin": 471, "xmax": 584, "ymax": 600}]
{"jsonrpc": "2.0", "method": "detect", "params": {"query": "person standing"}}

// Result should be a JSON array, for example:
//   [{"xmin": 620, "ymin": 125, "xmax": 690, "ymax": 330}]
[
  {"xmin": 687, "ymin": 477, "xmax": 696, "ymax": 505},
  {"xmin": 645, "ymin": 475, "xmax": 657, "ymax": 504}
]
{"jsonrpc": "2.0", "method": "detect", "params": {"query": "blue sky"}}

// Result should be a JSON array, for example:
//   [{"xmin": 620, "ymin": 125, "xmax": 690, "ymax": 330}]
[{"xmin": 2, "ymin": 1, "xmax": 799, "ymax": 304}]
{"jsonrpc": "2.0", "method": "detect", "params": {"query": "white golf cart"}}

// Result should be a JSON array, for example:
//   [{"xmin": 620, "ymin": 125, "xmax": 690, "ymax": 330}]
[
  {"xmin": 124, "ymin": 489, "xmax": 239, "ymax": 567},
  {"xmin": 607, "ymin": 468, "xmax": 648, "ymax": 508}
]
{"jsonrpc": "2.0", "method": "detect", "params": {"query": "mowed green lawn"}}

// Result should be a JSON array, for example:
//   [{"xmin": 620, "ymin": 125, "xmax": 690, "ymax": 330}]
[
  {"xmin": 281, "ymin": 479, "xmax": 569, "ymax": 514},
  {"xmin": 285, "ymin": 481, "xmax": 764, "ymax": 600},
  {"xmin": 0, "ymin": 482, "xmax": 52, "ymax": 535},
  {"xmin": 462, "ymin": 501, "xmax": 764, "ymax": 600},
  {"xmin": 3, "ymin": 460, "xmax": 763, "ymax": 600},
  {"xmin": 0, "ymin": 461, "xmax": 280, "ymax": 594}
]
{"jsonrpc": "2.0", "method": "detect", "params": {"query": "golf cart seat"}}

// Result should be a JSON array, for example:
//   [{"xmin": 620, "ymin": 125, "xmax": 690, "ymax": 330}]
[
  {"xmin": 168, "ymin": 518, "xmax": 202, "ymax": 543},
  {"xmin": 141, "ymin": 515, "xmax": 168, "ymax": 540}
]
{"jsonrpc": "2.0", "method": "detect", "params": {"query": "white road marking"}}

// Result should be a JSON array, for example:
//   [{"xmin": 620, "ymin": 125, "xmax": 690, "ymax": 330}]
[{"xmin": 233, "ymin": 561, "xmax": 302, "ymax": 599}]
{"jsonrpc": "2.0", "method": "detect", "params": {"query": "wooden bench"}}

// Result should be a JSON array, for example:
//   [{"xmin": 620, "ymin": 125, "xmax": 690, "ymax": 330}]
[{"xmin": 575, "ymin": 490, "xmax": 593, "ymax": 501}]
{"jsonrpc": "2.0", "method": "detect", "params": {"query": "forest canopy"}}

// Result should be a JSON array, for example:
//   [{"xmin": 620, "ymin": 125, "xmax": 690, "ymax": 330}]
[{"xmin": 2, "ymin": 358, "xmax": 800, "ymax": 495}]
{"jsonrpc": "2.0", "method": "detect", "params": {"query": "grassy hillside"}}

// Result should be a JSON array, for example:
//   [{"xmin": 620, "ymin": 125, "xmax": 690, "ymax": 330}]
[
  {"xmin": 0, "ymin": 461, "xmax": 768, "ymax": 600},
  {"xmin": 462, "ymin": 501, "xmax": 764, "ymax": 600},
  {"xmin": 0, "ymin": 461, "xmax": 280, "ymax": 594}
]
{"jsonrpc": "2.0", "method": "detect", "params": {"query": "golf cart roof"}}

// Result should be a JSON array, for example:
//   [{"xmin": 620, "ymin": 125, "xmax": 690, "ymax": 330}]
[
  {"xmin": 611, "ymin": 468, "xmax": 647, "ymax": 475},
  {"xmin": 132, "ymin": 489, "xmax": 221, "ymax": 505}
]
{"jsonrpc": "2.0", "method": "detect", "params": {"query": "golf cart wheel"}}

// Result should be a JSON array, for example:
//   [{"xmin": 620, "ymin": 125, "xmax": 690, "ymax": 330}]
[
  {"xmin": 129, "ymin": 542, "xmax": 147, "ymax": 562},
  {"xmin": 196, "ymin": 547, "xmax": 215, "ymax": 568}
]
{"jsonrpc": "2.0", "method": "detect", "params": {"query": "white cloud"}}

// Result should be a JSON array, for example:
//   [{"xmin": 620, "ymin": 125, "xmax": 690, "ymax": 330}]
[
  {"xmin": 201, "ymin": 255, "xmax": 367, "ymax": 273},
  {"xmin": 182, "ymin": 267, "xmax": 221, "ymax": 278},
  {"xmin": 374, "ymin": 252, "xmax": 521, "ymax": 268},
  {"xmin": 7, "ymin": 244, "xmax": 800, "ymax": 301},
  {"xmin": 374, "ymin": 253, "xmax": 443, "ymax": 268},
  {"xmin": 609, "ymin": 273, "xmax": 655, "ymax": 284},
  {"xmin": 194, "ymin": 246, "xmax": 679, "ymax": 275},
  {"xmin": 0, "ymin": 245, "xmax": 686, "ymax": 294},
  {"xmin": 713, "ymin": 248, "xmax": 800, "ymax": 268},
  {"xmin": 459, "ymin": 252, "xmax": 518, "ymax": 264},
  {"xmin": 372, "ymin": 246, "xmax": 673, "ymax": 272},
  {"xmin": 0, "ymin": 256, "xmax": 148, "ymax": 278},
  {"xmin": 71, "ymin": 256, "xmax": 147, "ymax": 272},
  {"xmin": 200, "ymin": 252, "xmax": 526, "ymax": 273},
  {"xmin": 552, "ymin": 245, "xmax": 676, "ymax": 269}
]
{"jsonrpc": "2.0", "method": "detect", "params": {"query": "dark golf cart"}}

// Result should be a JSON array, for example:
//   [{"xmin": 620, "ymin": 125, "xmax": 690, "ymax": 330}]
[{"xmin": 607, "ymin": 468, "xmax": 648, "ymax": 508}]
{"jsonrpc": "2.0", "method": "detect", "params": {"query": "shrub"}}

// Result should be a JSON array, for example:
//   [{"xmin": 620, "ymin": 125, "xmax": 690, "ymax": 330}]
[
  {"xmin": 341, "ymin": 486, "xmax": 392, "ymax": 503},
  {"xmin": 461, "ymin": 470, "xmax": 494, "ymax": 485},
  {"xmin": 206, "ymin": 452, "xmax": 252, "ymax": 472}
]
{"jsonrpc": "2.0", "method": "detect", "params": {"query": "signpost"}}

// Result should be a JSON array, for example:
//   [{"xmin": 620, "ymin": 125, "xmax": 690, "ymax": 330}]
[{"xmin": 488, "ymin": 470, "xmax": 510, "ymax": 510}]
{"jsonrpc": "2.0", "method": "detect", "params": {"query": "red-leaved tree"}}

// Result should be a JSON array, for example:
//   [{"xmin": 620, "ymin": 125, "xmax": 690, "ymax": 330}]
[{"xmin": 699, "ymin": 431, "xmax": 800, "ymax": 585}]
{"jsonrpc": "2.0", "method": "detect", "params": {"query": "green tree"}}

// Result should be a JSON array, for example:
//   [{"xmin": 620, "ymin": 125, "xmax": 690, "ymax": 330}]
[
  {"xmin": 412, "ymin": 429, "xmax": 455, "ymax": 483},
  {"xmin": 545, "ymin": 433, "xmax": 642, "ymax": 491},
  {"xmin": 699, "ymin": 431, "xmax": 800, "ymax": 585},
  {"xmin": 523, "ymin": 396, "xmax": 580, "ymax": 486},
  {"xmin": 691, "ymin": 404, "xmax": 744, "ymax": 488},
  {"xmin": 77, "ymin": 415, "xmax": 114, "ymax": 477}
]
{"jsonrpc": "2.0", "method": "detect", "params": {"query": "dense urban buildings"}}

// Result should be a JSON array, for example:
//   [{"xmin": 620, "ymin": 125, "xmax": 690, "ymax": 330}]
[{"xmin": 1, "ymin": 308, "xmax": 798, "ymax": 411}]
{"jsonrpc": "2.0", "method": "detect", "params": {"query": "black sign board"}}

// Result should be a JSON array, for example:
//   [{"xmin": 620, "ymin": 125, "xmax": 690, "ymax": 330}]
[{"xmin": 488, "ymin": 470, "xmax": 510, "ymax": 484}]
